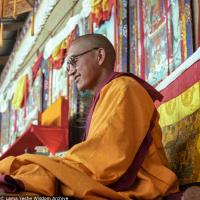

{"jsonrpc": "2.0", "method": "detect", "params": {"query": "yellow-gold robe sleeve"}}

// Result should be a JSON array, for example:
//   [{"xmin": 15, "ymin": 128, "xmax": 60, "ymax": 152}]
[{"xmin": 65, "ymin": 76, "xmax": 155, "ymax": 184}]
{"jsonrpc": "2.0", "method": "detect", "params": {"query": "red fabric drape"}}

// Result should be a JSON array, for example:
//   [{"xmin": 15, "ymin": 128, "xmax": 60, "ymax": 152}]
[
  {"xmin": 21, "ymin": 75, "xmax": 30, "ymax": 116},
  {"xmin": 155, "ymin": 60, "xmax": 200, "ymax": 108},
  {"xmin": 32, "ymin": 53, "xmax": 43, "ymax": 83},
  {"xmin": 0, "ymin": 125, "xmax": 43, "ymax": 160}
]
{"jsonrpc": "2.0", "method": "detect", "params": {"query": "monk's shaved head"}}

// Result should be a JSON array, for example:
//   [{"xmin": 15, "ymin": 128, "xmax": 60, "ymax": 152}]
[
  {"xmin": 67, "ymin": 34, "xmax": 116, "ymax": 92},
  {"xmin": 71, "ymin": 34, "xmax": 116, "ymax": 68}
]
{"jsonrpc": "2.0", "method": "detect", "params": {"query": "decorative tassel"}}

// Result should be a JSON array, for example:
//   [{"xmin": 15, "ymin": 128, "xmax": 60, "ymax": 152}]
[
  {"xmin": 0, "ymin": 23, "xmax": 3, "ymax": 47},
  {"xmin": 31, "ymin": 0, "xmax": 35, "ymax": 36},
  {"xmin": 13, "ymin": 0, "xmax": 17, "ymax": 19}
]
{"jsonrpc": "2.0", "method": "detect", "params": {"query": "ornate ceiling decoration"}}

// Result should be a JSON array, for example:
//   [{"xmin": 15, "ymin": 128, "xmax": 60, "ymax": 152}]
[
  {"xmin": 0, "ymin": 0, "xmax": 33, "ymax": 74},
  {"xmin": 0, "ymin": 0, "xmax": 32, "ymax": 18}
]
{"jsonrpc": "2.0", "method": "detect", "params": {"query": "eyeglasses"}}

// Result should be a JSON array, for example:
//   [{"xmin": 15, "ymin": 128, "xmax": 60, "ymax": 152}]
[{"xmin": 66, "ymin": 47, "xmax": 99, "ymax": 72}]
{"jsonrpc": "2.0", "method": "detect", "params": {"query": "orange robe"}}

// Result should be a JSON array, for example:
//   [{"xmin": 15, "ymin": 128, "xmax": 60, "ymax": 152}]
[{"xmin": 0, "ymin": 76, "xmax": 179, "ymax": 199}]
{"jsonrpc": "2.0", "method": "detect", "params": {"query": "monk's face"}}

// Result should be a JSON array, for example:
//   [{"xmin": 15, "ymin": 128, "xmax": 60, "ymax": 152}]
[{"xmin": 67, "ymin": 42, "xmax": 101, "ymax": 91}]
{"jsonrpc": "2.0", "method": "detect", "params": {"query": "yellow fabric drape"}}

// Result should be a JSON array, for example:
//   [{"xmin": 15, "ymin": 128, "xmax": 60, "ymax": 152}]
[
  {"xmin": 158, "ymin": 81, "xmax": 200, "ymax": 127},
  {"xmin": 91, "ymin": 0, "xmax": 109, "ymax": 14},
  {"xmin": 11, "ymin": 76, "xmax": 27, "ymax": 109}
]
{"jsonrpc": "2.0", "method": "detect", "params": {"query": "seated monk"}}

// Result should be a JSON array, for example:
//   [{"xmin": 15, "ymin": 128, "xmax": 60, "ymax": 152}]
[{"xmin": 0, "ymin": 34, "xmax": 199, "ymax": 199}]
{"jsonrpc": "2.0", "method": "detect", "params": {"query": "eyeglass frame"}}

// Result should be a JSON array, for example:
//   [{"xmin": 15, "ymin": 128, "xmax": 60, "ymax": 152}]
[{"xmin": 66, "ymin": 47, "xmax": 99, "ymax": 72}]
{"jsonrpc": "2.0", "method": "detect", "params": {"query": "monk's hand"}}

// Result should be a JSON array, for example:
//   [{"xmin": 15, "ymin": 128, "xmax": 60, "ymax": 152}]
[{"xmin": 182, "ymin": 186, "xmax": 200, "ymax": 200}]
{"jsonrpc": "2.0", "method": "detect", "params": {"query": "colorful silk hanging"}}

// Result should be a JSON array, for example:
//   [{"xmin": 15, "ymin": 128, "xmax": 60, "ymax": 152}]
[
  {"xmin": 11, "ymin": 75, "xmax": 28, "ymax": 109},
  {"xmin": 32, "ymin": 53, "xmax": 43, "ymax": 83},
  {"xmin": 49, "ymin": 30, "xmax": 76, "ymax": 69},
  {"xmin": 49, "ymin": 40, "xmax": 67, "ymax": 69},
  {"xmin": 90, "ymin": 0, "xmax": 115, "ymax": 27},
  {"xmin": 157, "ymin": 60, "xmax": 200, "ymax": 185}
]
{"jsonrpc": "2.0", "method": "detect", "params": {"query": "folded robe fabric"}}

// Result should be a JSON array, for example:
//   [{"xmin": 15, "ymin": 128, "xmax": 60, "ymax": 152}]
[
  {"xmin": 0, "ymin": 175, "xmax": 24, "ymax": 193},
  {"xmin": 0, "ymin": 75, "xmax": 179, "ymax": 199}
]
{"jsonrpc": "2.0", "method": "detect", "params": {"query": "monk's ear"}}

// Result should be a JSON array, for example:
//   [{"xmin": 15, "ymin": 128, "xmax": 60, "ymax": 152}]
[{"xmin": 97, "ymin": 48, "xmax": 106, "ymax": 65}]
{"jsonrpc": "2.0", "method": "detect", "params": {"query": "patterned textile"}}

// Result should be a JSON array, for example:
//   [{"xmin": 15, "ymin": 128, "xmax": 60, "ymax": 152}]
[
  {"xmin": 162, "ymin": 108, "xmax": 200, "ymax": 184},
  {"xmin": 0, "ymin": 105, "xmax": 11, "ymax": 152},
  {"xmin": 158, "ymin": 81, "xmax": 200, "ymax": 127},
  {"xmin": 158, "ymin": 62, "xmax": 200, "ymax": 185}
]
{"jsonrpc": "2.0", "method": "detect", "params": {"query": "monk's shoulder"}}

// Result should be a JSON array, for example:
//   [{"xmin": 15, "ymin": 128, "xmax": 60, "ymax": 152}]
[
  {"xmin": 103, "ymin": 76, "xmax": 146, "ymax": 95},
  {"xmin": 104, "ymin": 76, "xmax": 139, "ymax": 91}
]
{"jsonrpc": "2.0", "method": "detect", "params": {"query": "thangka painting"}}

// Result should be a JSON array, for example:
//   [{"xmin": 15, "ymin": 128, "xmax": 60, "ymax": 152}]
[
  {"xmin": 8, "ymin": 109, "xmax": 16, "ymax": 144},
  {"xmin": 0, "ymin": 103, "xmax": 11, "ymax": 151},
  {"xmin": 33, "ymin": 69, "xmax": 42, "ymax": 112},
  {"xmin": 129, "ymin": 0, "xmax": 193, "ymax": 85},
  {"xmin": 51, "ymin": 66, "xmax": 67, "ymax": 103},
  {"xmin": 27, "ymin": 69, "xmax": 42, "ymax": 115},
  {"xmin": 15, "ymin": 108, "xmax": 25, "ymax": 137},
  {"xmin": 41, "ymin": 59, "xmax": 49, "ymax": 111}
]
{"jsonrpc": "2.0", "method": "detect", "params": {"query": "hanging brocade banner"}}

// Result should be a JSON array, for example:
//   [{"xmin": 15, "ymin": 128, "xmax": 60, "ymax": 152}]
[
  {"xmin": 49, "ymin": 30, "xmax": 76, "ymax": 69},
  {"xmin": 157, "ymin": 60, "xmax": 200, "ymax": 185},
  {"xmin": 90, "ymin": 0, "xmax": 115, "ymax": 27}
]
